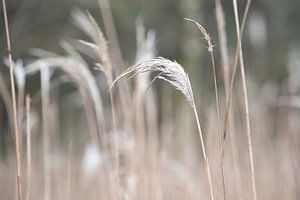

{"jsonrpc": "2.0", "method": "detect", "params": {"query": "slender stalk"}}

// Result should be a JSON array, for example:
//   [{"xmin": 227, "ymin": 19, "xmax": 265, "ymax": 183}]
[
  {"xmin": 41, "ymin": 66, "xmax": 51, "ymax": 200},
  {"xmin": 232, "ymin": 0, "xmax": 257, "ymax": 199},
  {"xmin": 208, "ymin": 39, "xmax": 225, "ymax": 200},
  {"xmin": 1, "ymin": 1, "xmax": 22, "ymax": 199},
  {"xmin": 26, "ymin": 96, "xmax": 31, "ymax": 200},
  {"xmin": 65, "ymin": 142, "xmax": 72, "ymax": 200},
  {"xmin": 98, "ymin": 0, "xmax": 124, "ymax": 71},
  {"xmin": 192, "ymin": 102, "xmax": 214, "ymax": 200},
  {"xmin": 220, "ymin": 0, "xmax": 252, "ymax": 199},
  {"xmin": 215, "ymin": 0, "xmax": 230, "ymax": 95},
  {"xmin": 223, "ymin": 0, "xmax": 252, "ymax": 142},
  {"xmin": 185, "ymin": 18, "xmax": 224, "ymax": 199},
  {"xmin": 215, "ymin": 1, "xmax": 242, "ymax": 199},
  {"xmin": 109, "ymin": 90, "xmax": 121, "ymax": 200},
  {"xmin": 98, "ymin": 0, "xmax": 133, "ymax": 136}
]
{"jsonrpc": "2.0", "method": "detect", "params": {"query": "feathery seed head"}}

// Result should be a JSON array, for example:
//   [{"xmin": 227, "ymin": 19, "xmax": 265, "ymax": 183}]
[{"xmin": 112, "ymin": 57, "xmax": 194, "ymax": 106}]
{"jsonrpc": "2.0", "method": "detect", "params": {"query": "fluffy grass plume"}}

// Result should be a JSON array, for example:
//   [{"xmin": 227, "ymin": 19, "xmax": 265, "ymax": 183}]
[{"xmin": 111, "ymin": 57, "xmax": 215, "ymax": 200}]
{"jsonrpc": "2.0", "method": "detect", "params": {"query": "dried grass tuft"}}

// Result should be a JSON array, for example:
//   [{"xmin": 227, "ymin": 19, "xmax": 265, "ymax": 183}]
[
  {"xmin": 111, "ymin": 57, "xmax": 215, "ymax": 200},
  {"xmin": 112, "ymin": 57, "xmax": 194, "ymax": 105}
]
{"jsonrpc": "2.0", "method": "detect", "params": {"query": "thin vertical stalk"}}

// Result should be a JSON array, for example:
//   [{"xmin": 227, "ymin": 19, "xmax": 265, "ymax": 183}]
[
  {"xmin": 208, "ymin": 41, "xmax": 226, "ymax": 200},
  {"xmin": 65, "ymin": 142, "xmax": 72, "ymax": 200},
  {"xmin": 185, "ymin": 18, "xmax": 224, "ymax": 199},
  {"xmin": 215, "ymin": 0, "xmax": 241, "ymax": 198},
  {"xmin": 1, "ymin": 1, "xmax": 22, "ymax": 199},
  {"xmin": 98, "ymin": 0, "xmax": 124, "ymax": 71},
  {"xmin": 109, "ymin": 91, "xmax": 121, "ymax": 200},
  {"xmin": 26, "ymin": 96, "xmax": 31, "ymax": 200},
  {"xmin": 41, "ymin": 66, "xmax": 51, "ymax": 200},
  {"xmin": 220, "ymin": 0, "xmax": 252, "ymax": 198},
  {"xmin": 192, "ymin": 102, "xmax": 215, "ymax": 200},
  {"xmin": 232, "ymin": 0, "xmax": 257, "ymax": 199}
]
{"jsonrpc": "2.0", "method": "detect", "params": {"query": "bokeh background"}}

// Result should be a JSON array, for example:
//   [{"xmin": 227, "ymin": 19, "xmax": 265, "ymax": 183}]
[{"xmin": 1, "ymin": 0, "xmax": 300, "ymax": 199}]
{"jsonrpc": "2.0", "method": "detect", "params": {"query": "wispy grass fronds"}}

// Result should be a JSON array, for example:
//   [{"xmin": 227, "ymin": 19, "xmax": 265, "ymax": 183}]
[
  {"xmin": 112, "ymin": 57, "xmax": 194, "ymax": 105},
  {"xmin": 184, "ymin": 18, "xmax": 214, "ymax": 53},
  {"xmin": 72, "ymin": 9, "xmax": 113, "ymax": 84},
  {"xmin": 72, "ymin": 10, "xmax": 120, "ymax": 193},
  {"xmin": 25, "ymin": 57, "xmax": 105, "ymax": 140},
  {"xmin": 1, "ymin": 0, "xmax": 22, "ymax": 199},
  {"xmin": 72, "ymin": 9, "xmax": 132, "ymax": 147},
  {"xmin": 111, "ymin": 57, "xmax": 215, "ymax": 200},
  {"xmin": 97, "ymin": 0, "xmax": 124, "ymax": 72}
]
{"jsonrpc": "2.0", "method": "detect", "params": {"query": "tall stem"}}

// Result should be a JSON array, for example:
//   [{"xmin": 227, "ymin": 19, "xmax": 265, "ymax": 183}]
[
  {"xmin": 109, "ymin": 91, "xmax": 121, "ymax": 200},
  {"xmin": 232, "ymin": 0, "xmax": 257, "ymax": 199},
  {"xmin": 2, "ymin": 1, "xmax": 22, "ymax": 199},
  {"xmin": 41, "ymin": 67, "xmax": 51, "ymax": 200},
  {"xmin": 26, "ymin": 96, "xmax": 31, "ymax": 200},
  {"xmin": 209, "ymin": 47, "xmax": 226, "ymax": 200},
  {"xmin": 192, "ymin": 103, "xmax": 214, "ymax": 200}
]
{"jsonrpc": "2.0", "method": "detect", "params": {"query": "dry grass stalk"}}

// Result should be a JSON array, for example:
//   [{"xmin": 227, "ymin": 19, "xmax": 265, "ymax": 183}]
[
  {"xmin": 232, "ymin": 0, "xmax": 257, "ymax": 199},
  {"xmin": 26, "ymin": 55, "xmax": 113, "ymax": 198},
  {"xmin": 185, "ymin": 18, "xmax": 225, "ymax": 199},
  {"xmin": 97, "ymin": 0, "xmax": 124, "ymax": 72},
  {"xmin": 40, "ymin": 65, "xmax": 51, "ymax": 200},
  {"xmin": 214, "ymin": 0, "xmax": 243, "ymax": 199},
  {"xmin": 65, "ymin": 142, "xmax": 72, "ymax": 200},
  {"xmin": 73, "ymin": 10, "xmax": 120, "ymax": 197},
  {"xmin": 223, "ymin": 0, "xmax": 252, "ymax": 144},
  {"xmin": 96, "ymin": 1, "xmax": 133, "ymax": 138},
  {"xmin": 1, "ymin": 0, "xmax": 22, "ymax": 199},
  {"xmin": 214, "ymin": 0, "xmax": 230, "ymax": 95},
  {"xmin": 219, "ymin": 0, "xmax": 253, "ymax": 198},
  {"xmin": 25, "ymin": 95, "xmax": 31, "ymax": 200},
  {"xmin": 111, "ymin": 57, "xmax": 215, "ymax": 200},
  {"xmin": 26, "ymin": 56, "xmax": 105, "ymax": 142}
]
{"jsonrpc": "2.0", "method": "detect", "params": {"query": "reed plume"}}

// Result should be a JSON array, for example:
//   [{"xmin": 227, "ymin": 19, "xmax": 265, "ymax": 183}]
[{"xmin": 111, "ymin": 57, "xmax": 215, "ymax": 200}]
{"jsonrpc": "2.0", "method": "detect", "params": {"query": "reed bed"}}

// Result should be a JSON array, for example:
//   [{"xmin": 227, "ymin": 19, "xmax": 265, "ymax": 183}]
[{"xmin": 0, "ymin": 0, "xmax": 299, "ymax": 199}]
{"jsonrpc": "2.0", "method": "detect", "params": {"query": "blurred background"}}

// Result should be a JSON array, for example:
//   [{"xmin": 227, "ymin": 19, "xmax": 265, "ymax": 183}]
[{"xmin": 1, "ymin": 0, "xmax": 300, "ymax": 199}]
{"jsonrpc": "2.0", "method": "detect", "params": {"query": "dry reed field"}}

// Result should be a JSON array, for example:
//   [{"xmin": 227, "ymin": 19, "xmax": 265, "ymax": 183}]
[{"xmin": 0, "ymin": 0, "xmax": 300, "ymax": 199}]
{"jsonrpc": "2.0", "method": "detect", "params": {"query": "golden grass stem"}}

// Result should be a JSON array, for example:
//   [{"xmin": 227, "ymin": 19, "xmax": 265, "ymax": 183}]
[
  {"xmin": 1, "ymin": 1, "xmax": 22, "ymax": 199},
  {"xmin": 232, "ymin": 0, "xmax": 257, "ymax": 199}
]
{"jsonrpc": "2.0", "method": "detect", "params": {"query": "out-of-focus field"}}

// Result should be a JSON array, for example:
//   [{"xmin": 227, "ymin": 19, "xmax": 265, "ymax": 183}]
[{"xmin": 1, "ymin": 0, "xmax": 300, "ymax": 199}]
